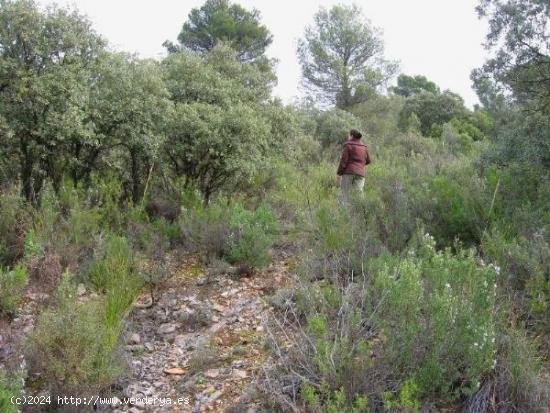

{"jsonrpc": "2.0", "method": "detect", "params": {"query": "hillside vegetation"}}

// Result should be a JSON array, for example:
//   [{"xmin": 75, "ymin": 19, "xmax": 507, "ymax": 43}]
[{"xmin": 0, "ymin": 0, "xmax": 548, "ymax": 412}]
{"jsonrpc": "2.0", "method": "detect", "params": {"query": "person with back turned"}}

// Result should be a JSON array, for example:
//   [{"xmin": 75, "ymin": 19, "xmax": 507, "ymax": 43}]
[{"xmin": 336, "ymin": 129, "xmax": 371, "ymax": 200}]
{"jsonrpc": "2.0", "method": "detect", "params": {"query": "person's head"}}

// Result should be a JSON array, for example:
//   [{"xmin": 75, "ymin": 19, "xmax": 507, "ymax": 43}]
[{"xmin": 349, "ymin": 129, "xmax": 362, "ymax": 140}]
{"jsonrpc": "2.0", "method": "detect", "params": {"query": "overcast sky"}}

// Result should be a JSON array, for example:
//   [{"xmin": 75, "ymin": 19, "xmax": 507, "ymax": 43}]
[{"xmin": 37, "ymin": 0, "xmax": 489, "ymax": 107}]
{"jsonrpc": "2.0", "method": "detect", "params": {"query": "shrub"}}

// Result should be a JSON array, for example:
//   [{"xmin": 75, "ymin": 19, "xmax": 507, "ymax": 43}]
[
  {"xmin": 152, "ymin": 217, "xmax": 182, "ymax": 246},
  {"xmin": 180, "ymin": 200, "xmax": 278, "ymax": 269},
  {"xmin": 136, "ymin": 227, "xmax": 170, "ymax": 305},
  {"xmin": 374, "ymin": 232, "xmax": 497, "ymax": 401},
  {"xmin": 26, "ymin": 276, "xmax": 123, "ymax": 399},
  {"xmin": 382, "ymin": 379, "xmax": 420, "ymax": 412},
  {"xmin": 227, "ymin": 203, "xmax": 278, "ymax": 268},
  {"xmin": 303, "ymin": 384, "xmax": 370, "ymax": 413},
  {"xmin": 89, "ymin": 234, "xmax": 139, "ymax": 293},
  {"xmin": 180, "ymin": 200, "xmax": 231, "ymax": 258},
  {"xmin": 263, "ymin": 228, "xmax": 498, "ymax": 410},
  {"xmin": 89, "ymin": 235, "xmax": 143, "ymax": 346},
  {"xmin": 482, "ymin": 228, "xmax": 550, "ymax": 329},
  {"xmin": 145, "ymin": 198, "xmax": 181, "ymax": 222},
  {"xmin": 0, "ymin": 265, "xmax": 27, "ymax": 315},
  {"xmin": 493, "ymin": 330, "xmax": 550, "ymax": 411},
  {"xmin": 0, "ymin": 191, "xmax": 29, "ymax": 267},
  {"xmin": 0, "ymin": 372, "xmax": 21, "ymax": 413},
  {"xmin": 425, "ymin": 173, "xmax": 486, "ymax": 246},
  {"xmin": 88, "ymin": 175, "xmax": 126, "ymax": 230},
  {"xmin": 189, "ymin": 338, "xmax": 218, "ymax": 373}
]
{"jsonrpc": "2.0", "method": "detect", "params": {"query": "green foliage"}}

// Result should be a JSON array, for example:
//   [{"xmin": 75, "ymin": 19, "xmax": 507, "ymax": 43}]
[
  {"xmin": 169, "ymin": 0, "xmax": 273, "ymax": 62},
  {"xmin": 180, "ymin": 198, "xmax": 232, "ymax": 258},
  {"xmin": 482, "ymin": 228, "xmax": 550, "ymax": 327},
  {"xmin": 0, "ymin": 372, "xmax": 21, "ymax": 413},
  {"xmin": 89, "ymin": 235, "xmax": 143, "ymax": 345},
  {"xmin": 26, "ymin": 275, "xmax": 122, "ymax": 397},
  {"xmin": 392, "ymin": 74, "xmax": 440, "ymax": 97},
  {"xmin": 494, "ymin": 329, "xmax": 550, "ymax": 411},
  {"xmin": 266, "ymin": 153, "xmax": 505, "ymax": 408},
  {"xmin": 87, "ymin": 53, "xmax": 172, "ymax": 203},
  {"xmin": 383, "ymin": 379, "xmax": 420, "ymax": 412},
  {"xmin": 166, "ymin": 101, "xmax": 270, "ymax": 203},
  {"xmin": 23, "ymin": 228, "xmax": 45, "ymax": 260},
  {"xmin": 303, "ymin": 384, "xmax": 370, "ymax": 413},
  {"xmin": 0, "ymin": 2, "xmax": 547, "ymax": 411},
  {"xmin": 314, "ymin": 108, "xmax": 364, "ymax": 148},
  {"xmin": 487, "ymin": 110, "xmax": 550, "ymax": 169},
  {"xmin": 474, "ymin": 0, "xmax": 550, "ymax": 111},
  {"xmin": 404, "ymin": 112, "xmax": 422, "ymax": 134},
  {"xmin": 375, "ymin": 232, "xmax": 497, "ymax": 400},
  {"xmin": 181, "ymin": 200, "xmax": 278, "ymax": 269},
  {"xmin": 255, "ymin": 102, "xmax": 320, "ymax": 169},
  {"xmin": 349, "ymin": 94, "xmax": 403, "ymax": 139},
  {"xmin": 427, "ymin": 173, "xmax": 485, "ymax": 245},
  {"xmin": 163, "ymin": 45, "xmax": 277, "ymax": 202},
  {"xmin": 448, "ymin": 117, "xmax": 484, "ymax": 142},
  {"xmin": 0, "ymin": 0, "xmax": 105, "ymax": 204},
  {"xmin": 0, "ymin": 264, "xmax": 27, "ymax": 315},
  {"xmin": 297, "ymin": 3, "xmax": 398, "ymax": 108},
  {"xmin": 163, "ymin": 43, "xmax": 274, "ymax": 105},
  {"xmin": 227, "ymin": 204, "xmax": 278, "ymax": 268},
  {"xmin": 397, "ymin": 90, "xmax": 467, "ymax": 136},
  {"xmin": 0, "ymin": 191, "xmax": 29, "ymax": 266}
]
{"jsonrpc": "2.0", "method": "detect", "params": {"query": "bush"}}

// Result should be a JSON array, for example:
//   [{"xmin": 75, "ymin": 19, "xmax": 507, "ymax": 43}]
[
  {"xmin": 226, "ymin": 203, "xmax": 278, "ymax": 268},
  {"xmin": 181, "ymin": 206, "xmax": 230, "ymax": 259},
  {"xmin": 482, "ymin": 228, "xmax": 550, "ymax": 330},
  {"xmin": 180, "ymin": 200, "xmax": 278, "ymax": 269},
  {"xmin": 0, "ymin": 191, "xmax": 29, "ymax": 267},
  {"xmin": 424, "ymin": 172, "xmax": 487, "ymax": 246},
  {"xmin": 493, "ymin": 330, "xmax": 550, "ymax": 412},
  {"xmin": 26, "ymin": 276, "xmax": 123, "ymax": 399},
  {"xmin": 89, "ymin": 235, "xmax": 143, "ymax": 346},
  {"xmin": 0, "ymin": 265, "xmax": 27, "ymax": 315},
  {"xmin": 263, "ymin": 228, "xmax": 498, "ymax": 411},
  {"xmin": 0, "ymin": 372, "xmax": 21, "ymax": 413},
  {"xmin": 374, "ymin": 232, "xmax": 497, "ymax": 401}
]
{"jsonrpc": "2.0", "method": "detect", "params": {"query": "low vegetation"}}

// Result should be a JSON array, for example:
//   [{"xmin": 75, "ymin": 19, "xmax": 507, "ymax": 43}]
[{"xmin": 0, "ymin": 0, "xmax": 548, "ymax": 411}]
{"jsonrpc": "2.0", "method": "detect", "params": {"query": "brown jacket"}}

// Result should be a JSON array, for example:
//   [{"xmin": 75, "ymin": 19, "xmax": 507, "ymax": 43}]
[{"xmin": 336, "ymin": 139, "xmax": 371, "ymax": 177}]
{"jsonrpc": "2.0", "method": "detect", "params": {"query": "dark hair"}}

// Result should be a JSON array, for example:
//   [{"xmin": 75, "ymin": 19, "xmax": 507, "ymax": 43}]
[{"xmin": 349, "ymin": 129, "xmax": 362, "ymax": 139}]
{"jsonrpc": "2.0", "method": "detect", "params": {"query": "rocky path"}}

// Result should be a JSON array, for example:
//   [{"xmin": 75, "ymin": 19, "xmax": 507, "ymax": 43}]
[{"xmin": 111, "ymin": 249, "xmax": 295, "ymax": 413}]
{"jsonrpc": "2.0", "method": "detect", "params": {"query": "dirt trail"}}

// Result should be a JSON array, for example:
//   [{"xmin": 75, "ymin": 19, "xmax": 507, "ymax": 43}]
[{"xmin": 109, "ymin": 248, "xmax": 295, "ymax": 413}]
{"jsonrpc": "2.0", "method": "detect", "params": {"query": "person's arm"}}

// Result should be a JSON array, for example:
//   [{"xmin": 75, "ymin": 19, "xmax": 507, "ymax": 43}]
[
  {"xmin": 336, "ymin": 144, "xmax": 349, "ymax": 177},
  {"xmin": 365, "ymin": 146, "xmax": 372, "ymax": 165}
]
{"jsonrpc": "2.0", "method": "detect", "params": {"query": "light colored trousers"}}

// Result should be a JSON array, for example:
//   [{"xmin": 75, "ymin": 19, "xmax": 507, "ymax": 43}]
[{"xmin": 340, "ymin": 174, "xmax": 365, "ymax": 202}]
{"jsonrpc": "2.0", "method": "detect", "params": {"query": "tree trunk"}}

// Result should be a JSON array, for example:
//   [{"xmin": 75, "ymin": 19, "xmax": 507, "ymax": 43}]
[
  {"xmin": 20, "ymin": 139, "xmax": 39, "ymax": 206},
  {"xmin": 130, "ymin": 149, "xmax": 141, "ymax": 204}
]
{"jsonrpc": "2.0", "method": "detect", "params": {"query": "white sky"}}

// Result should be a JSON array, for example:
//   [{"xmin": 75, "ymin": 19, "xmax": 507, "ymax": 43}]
[{"xmin": 38, "ymin": 0, "xmax": 489, "ymax": 107}]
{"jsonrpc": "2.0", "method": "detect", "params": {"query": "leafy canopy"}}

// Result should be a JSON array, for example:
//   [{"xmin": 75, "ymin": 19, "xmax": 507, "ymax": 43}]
[
  {"xmin": 166, "ymin": 0, "xmax": 272, "ymax": 63},
  {"xmin": 398, "ymin": 91, "xmax": 467, "ymax": 136},
  {"xmin": 297, "ymin": 4, "xmax": 398, "ymax": 109},
  {"xmin": 162, "ymin": 45, "xmax": 274, "ymax": 203},
  {"xmin": 472, "ymin": 0, "xmax": 550, "ymax": 112},
  {"xmin": 87, "ymin": 53, "xmax": 172, "ymax": 202},
  {"xmin": 472, "ymin": 0, "xmax": 550, "ymax": 167},
  {"xmin": 392, "ymin": 74, "xmax": 440, "ymax": 97},
  {"xmin": 0, "ymin": 0, "xmax": 104, "ymax": 203}
]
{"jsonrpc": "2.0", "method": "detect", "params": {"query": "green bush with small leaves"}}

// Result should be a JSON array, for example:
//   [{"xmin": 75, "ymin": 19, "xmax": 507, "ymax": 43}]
[
  {"xmin": 375, "ymin": 231, "xmax": 497, "ymax": 400},
  {"xmin": 26, "ymin": 276, "xmax": 123, "ymax": 397},
  {"xmin": 227, "ymin": 203, "xmax": 278, "ymax": 268},
  {"xmin": 0, "ymin": 372, "xmax": 21, "ymax": 413},
  {"xmin": 0, "ymin": 265, "xmax": 27, "ymax": 315},
  {"xmin": 180, "ymin": 200, "xmax": 278, "ymax": 269}
]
